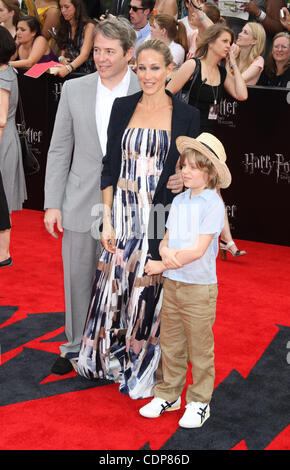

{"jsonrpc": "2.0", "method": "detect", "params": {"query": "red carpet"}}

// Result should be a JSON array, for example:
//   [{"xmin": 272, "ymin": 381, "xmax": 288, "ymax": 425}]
[{"xmin": 0, "ymin": 209, "xmax": 289, "ymax": 451}]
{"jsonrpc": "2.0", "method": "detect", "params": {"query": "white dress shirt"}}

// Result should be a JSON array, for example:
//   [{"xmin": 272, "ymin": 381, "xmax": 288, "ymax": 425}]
[{"xmin": 95, "ymin": 67, "xmax": 131, "ymax": 155}]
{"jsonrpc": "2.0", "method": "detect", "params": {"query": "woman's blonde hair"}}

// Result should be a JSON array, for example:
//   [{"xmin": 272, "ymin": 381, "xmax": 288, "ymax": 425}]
[
  {"xmin": 153, "ymin": 14, "xmax": 188, "ymax": 55},
  {"xmin": 180, "ymin": 149, "xmax": 218, "ymax": 189},
  {"xmin": 236, "ymin": 22, "xmax": 266, "ymax": 72},
  {"xmin": 136, "ymin": 38, "xmax": 173, "ymax": 66}
]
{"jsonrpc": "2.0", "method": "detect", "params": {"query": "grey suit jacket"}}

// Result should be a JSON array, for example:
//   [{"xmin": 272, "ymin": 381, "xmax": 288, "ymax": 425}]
[{"xmin": 44, "ymin": 69, "xmax": 140, "ymax": 232}]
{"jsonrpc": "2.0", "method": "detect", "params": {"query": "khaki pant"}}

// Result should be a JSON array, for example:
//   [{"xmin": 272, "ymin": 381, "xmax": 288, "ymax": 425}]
[{"xmin": 154, "ymin": 278, "xmax": 218, "ymax": 404}]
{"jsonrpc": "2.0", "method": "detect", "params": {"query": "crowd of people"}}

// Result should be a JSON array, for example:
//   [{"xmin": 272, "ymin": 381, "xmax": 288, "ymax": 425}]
[{"xmin": 0, "ymin": 0, "xmax": 289, "ymax": 429}]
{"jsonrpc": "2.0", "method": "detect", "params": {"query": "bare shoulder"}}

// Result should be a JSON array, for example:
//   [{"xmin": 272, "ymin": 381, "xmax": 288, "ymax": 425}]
[{"xmin": 84, "ymin": 22, "xmax": 96, "ymax": 33}]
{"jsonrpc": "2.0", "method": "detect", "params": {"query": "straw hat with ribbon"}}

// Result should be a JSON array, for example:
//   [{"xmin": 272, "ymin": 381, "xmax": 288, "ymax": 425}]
[{"xmin": 176, "ymin": 133, "xmax": 232, "ymax": 189}]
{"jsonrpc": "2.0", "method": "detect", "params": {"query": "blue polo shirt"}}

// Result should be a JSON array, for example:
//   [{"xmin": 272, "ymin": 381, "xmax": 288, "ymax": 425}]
[
  {"xmin": 134, "ymin": 22, "xmax": 151, "ymax": 56},
  {"xmin": 162, "ymin": 188, "xmax": 225, "ymax": 284}
]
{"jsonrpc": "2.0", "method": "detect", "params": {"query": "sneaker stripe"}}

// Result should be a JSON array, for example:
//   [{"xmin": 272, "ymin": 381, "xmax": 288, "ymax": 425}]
[
  {"xmin": 197, "ymin": 405, "xmax": 209, "ymax": 425},
  {"xmin": 160, "ymin": 399, "xmax": 180, "ymax": 415}
]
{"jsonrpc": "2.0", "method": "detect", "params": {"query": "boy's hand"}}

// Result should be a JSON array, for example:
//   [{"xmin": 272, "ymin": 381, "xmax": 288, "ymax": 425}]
[
  {"xmin": 160, "ymin": 246, "xmax": 183, "ymax": 269},
  {"xmin": 144, "ymin": 260, "xmax": 165, "ymax": 276}
]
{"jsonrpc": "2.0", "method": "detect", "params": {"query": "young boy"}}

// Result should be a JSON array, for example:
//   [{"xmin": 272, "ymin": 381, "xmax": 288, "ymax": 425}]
[{"xmin": 139, "ymin": 133, "xmax": 232, "ymax": 428}]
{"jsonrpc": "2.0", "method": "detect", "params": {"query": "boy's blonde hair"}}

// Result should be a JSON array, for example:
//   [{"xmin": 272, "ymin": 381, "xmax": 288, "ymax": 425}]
[{"xmin": 180, "ymin": 149, "xmax": 219, "ymax": 189}]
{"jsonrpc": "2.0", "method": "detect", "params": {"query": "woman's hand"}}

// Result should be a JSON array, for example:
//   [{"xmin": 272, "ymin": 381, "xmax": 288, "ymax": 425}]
[
  {"xmin": 280, "ymin": 7, "xmax": 290, "ymax": 31},
  {"xmin": 166, "ymin": 160, "xmax": 184, "ymax": 194},
  {"xmin": 101, "ymin": 220, "xmax": 116, "ymax": 253},
  {"xmin": 227, "ymin": 44, "xmax": 239, "ymax": 64},
  {"xmin": 54, "ymin": 64, "xmax": 71, "ymax": 78},
  {"xmin": 189, "ymin": 0, "xmax": 203, "ymax": 9},
  {"xmin": 160, "ymin": 246, "xmax": 183, "ymax": 270},
  {"xmin": 60, "ymin": 57, "xmax": 72, "ymax": 66},
  {"xmin": 230, "ymin": 43, "xmax": 240, "ymax": 59}
]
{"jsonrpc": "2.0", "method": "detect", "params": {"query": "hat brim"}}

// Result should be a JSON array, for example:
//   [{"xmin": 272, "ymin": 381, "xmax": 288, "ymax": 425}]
[{"xmin": 176, "ymin": 136, "xmax": 232, "ymax": 189}]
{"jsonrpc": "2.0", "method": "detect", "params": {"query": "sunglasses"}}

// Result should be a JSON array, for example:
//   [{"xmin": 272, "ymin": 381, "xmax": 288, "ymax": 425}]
[
  {"xmin": 189, "ymin": 1, "xmax": 202, "ymax": 11},
  {"xmin": 129, "ymin": 5, "xmax": 146, "ymax": 12}
]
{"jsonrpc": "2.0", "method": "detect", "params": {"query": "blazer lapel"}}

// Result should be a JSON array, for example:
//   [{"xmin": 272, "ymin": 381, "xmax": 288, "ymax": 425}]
[
  {"xmin": 116, "ymin": 90, "xmax": 143, "ymax": 136},
  {"xmin": 153, "ymin": 93, "xmax": 185, "ymax": 197}
]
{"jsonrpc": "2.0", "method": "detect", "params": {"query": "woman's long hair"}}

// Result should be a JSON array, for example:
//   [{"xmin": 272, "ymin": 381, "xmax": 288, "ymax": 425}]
[
  {"xmin": 153, "ymin": 14, "xmax": 188, "ymax": 55},
  {"xmin": 1, "ymin": 0, "xmax": 23, "ymax": 25},
  {"xmin": 55, "ymin": 0, "xmax": 94, "ymax": 50},
  {"xmin": 236, "ymin": 22, "xmax": 266, "ymax": 72},
  {"xmin": 195, "ymin": 23, "xmax": 234, "ymax": 59},
  {"xmin": 265, "ymin": 32, "xmax": 290, "ymax": 77}
]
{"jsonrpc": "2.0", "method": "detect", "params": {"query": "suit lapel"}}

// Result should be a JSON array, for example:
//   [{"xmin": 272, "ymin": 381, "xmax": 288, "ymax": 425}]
[
  {"xmin": 83, "ymin": 72, "xmax": 102, "ymax": 153},
  {"xmin": 127, "ymin": 68, "xmax": 141, "ymax": 95}
]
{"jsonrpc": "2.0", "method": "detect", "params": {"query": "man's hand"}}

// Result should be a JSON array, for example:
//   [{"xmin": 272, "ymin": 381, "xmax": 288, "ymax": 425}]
[
  {"xmin": 44, "ymin": 209, "xmax": 63, "ymax": 238},
  {"xmin": 166, "ymin": 158, "xmax": 183, "ymax": 194},
  {"xmin": 243, "ymin": 2, "xmax": 261, "ymax": 17}
]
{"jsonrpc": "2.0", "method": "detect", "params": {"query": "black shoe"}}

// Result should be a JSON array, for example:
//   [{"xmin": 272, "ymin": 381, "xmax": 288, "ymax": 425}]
[
  {"xmin": 51, "ymin": 356, "xmax": 74, "ymax": 375},
  {"xmin": 0, "ymin": 257, "xmax": 13, "ymax": 267}
]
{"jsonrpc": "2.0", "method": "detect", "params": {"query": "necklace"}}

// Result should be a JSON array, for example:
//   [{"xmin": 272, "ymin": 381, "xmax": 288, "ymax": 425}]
[{"xmin": 211, "ymin": 85, "xmax": 219, "ymax": 106}]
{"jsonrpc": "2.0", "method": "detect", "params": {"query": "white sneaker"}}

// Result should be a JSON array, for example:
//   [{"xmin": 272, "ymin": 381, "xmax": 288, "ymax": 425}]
[
  {"xmin": 139, "ymin": 397, "xmax": 181, "ymax": 418},
  {"xmin": 178, "ymin": 401, "xmax": 210, "ymax": 428}
]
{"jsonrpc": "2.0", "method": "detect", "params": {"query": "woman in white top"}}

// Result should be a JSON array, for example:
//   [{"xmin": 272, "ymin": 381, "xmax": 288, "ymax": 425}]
[
  {"xmin": 230, "ymin": 22, "xmax": 266, "ymax": 85},
  {"xmin": 150, "ymin": 13, "xmax": 188, "ymax": 69},
  {"xmin": 179, "ymin": 0, "xmax": 200, "ymax": 39}
]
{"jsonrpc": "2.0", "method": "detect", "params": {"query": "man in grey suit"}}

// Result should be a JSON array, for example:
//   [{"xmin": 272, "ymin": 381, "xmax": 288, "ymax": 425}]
[{"xmin": 44, "ymin": 17, "xmax": 141, "ymax": 375}]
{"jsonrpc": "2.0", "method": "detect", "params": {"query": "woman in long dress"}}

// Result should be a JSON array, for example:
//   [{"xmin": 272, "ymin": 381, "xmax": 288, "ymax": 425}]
[{"xmin": 77, "ymin": 39, "xmax": 200, "ymax": 399}]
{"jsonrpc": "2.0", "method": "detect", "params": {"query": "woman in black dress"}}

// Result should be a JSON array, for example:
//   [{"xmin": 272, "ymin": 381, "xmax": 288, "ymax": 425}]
[
  {"xmin": 167, "ymin": 23, "xmax": 248, "ymax": 258},
  {"xmin": 54, "ymin": 0, "xmax": 96, "ymax": 77}
]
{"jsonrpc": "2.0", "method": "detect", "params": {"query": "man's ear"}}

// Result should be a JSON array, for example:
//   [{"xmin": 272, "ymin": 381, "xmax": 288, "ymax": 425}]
[{"xmin": 125, "ymin": 46, "xmax": 134, "ymax": 63}]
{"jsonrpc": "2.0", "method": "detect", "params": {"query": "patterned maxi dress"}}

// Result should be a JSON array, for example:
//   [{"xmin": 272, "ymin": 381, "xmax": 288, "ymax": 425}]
[{"xmin": 77, "ymin": 127, "xmax": 170, "ymax": 399}]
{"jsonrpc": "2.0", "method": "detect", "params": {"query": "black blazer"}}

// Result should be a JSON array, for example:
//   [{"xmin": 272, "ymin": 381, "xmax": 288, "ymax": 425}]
[
  {"xmin": 108, "ymin": 0, "xmax": 130, "ymax": 18},
  {"xmin": 101, "ymin": 90, "xmax": 200, "ymax": 259}
]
